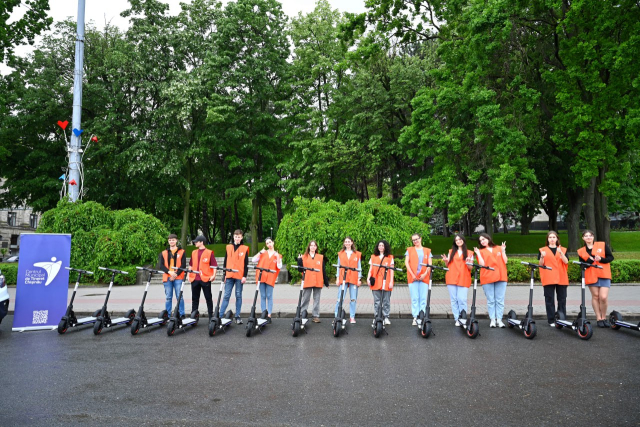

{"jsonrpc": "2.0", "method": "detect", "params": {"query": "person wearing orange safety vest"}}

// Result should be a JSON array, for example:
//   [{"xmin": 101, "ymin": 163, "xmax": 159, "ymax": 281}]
[
  {"xmin": 577, "ymin": 229, "xmax": 614, "ymax": 328},
  {"xmin": 297, "ymin": 240, "xmax": 329, "ymax": 323},
  {"xmin": 405, "ymin": 233, "xmax": 432, "ymax": 326},
  {"xmin": 367, "ymin": 240, "xmax": 395, "ymax": 325},
  {"xmin": 251, "ymin": 237, "xmax": 282, "ymax": 323},
  {"xmin": 158, "ymin": 233, "xmax": 186, "ymax": 318},
  {"xmin": 538, "ymin": 231, "xmax": 569, "ymax": 327},
  {"xmin": 474, "ymin": 233, "xmax": 508, "ymax": 328},
  {"xmin": 188, "ymin": 235, "xmax": 217, "ymax": 318},
  {"xmin": 219, "ymin": 229, "xmax": 249, "ymax": 324},
  {"xmin": 441, "ymin": 234, "xmax": 474, "ymax": 327},
  {"xmin": 334, "ymin": 237, "xmax": 362, "ymax": 324}
]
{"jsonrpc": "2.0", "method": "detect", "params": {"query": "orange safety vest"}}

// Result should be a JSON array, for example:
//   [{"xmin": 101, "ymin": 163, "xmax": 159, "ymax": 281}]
[
  {"xmin": 337, "ymin": 250, "xmax": 361, "ymax": 286},
  {"xmin": 479, "ymin": 247, "xmax": 508, "ymax": 285},
  {"xmin": 225, "ymin": 244, "xmax": 249, "ymax": 280},
  {"xmin": 256, "ymin": 251, "xmax": 282, "ymax": 287},
  {"xmin": 162, "ymin": 248, "xmax": 185, "ymax": 281},
  {"xmin": 577, "ymin": 242, "xmax": 612, "ymax": 284},
  {"xmin": 539, "ymin": 246, "xmax": 569, "ymax": 286},
  {"xmin": 188, "ymin": 249, "xmax": 216, "ymax": 282},
  {"xmin": 369, "ymin": 254, "xmax": 395, "ymax": 291},
  {"xmin": 302, "ymin": 253, "xmax": 324, "ymax": 288},
  {"xmin": 406, "ymin": 246, "xmax": 431, "ymax": 284},
  {"xmin": 445, "ymin": 249, "xmax": 473, "ymax": 288}
]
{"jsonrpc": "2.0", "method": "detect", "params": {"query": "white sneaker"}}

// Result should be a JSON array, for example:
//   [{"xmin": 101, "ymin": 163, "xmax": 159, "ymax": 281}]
[
  {"xmin": 497, "ymin": 319, "xmax": 506, "ymax": 328},
  {"xmin": 384, "ymin": 318, "xmax": 391, "ymax": 325},
  {"xmin": 549, "ymin": 322, "xmax": 556, "ymax": 327},
  {"xmin": 412, "ymin": 318, "xmax": 417, "ymax": 326},
  {"xmin": 455, "ymin": 320, "xmax": 461, "ymax": 327},
  {"xmin": 490, "ymin": 319, "xmax": 496, "ymax": 328}
]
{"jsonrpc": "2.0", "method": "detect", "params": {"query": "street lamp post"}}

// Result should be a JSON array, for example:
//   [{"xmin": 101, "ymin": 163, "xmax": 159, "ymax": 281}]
[{"xmin": 68, "ymin": 0, "xmax": 86, "ymax": 202}]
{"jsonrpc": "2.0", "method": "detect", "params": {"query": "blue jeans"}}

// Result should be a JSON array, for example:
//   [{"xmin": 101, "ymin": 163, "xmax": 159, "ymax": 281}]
[
  {"xmin": 409, "ymin": 281, "xmax": 427, "ymax": 318},
  {"xmin": 219, "ymin": 278, "xmax": 243, "ymax": 318},
  {"xmin": 259, "ymin": 283, "xmax": 274, "ymax": 314},
  {"xmin": 334, "ymin": 283, "xmax": 358, "ymax": 318},
  {"xmin": 164, "ymin": 279, "xmax": 184, "ymax": 316},
  {"xmin": 482, "ymin": 281, "xmax": 507, "ymax": 320},
  {"xmin": 447, "ymin": 285, "xmax": 468, "ymax": 320}
]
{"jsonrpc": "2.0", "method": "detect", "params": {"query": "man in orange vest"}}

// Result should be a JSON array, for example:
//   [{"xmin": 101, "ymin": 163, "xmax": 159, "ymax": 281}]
[
  {"xmin": 219, "ymin": 229, "xmax": 249, "ymax": 324},
  {"xmin": 158, "ymin": 233, "xmax": 186, "ymax": 318},
  {"xmin": 189, "ymin": 235, "xmax": 218, "ymax": 318}
]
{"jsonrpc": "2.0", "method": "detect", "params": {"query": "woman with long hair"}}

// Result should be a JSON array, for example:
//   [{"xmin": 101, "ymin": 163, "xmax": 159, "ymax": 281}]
[
  {"xmin": 405, "ymin": 233, "xmax": 432, "ymax": 326},
  {"xmin": 577, "ymin": 230, "xmax": 614, "ymax": 327},
  {"xmin": 538, "ymin": 231, "xmax": 569, "ymax": 327},
  {"xmin": 366, "ymin": 240, "xmax": 395, "ymax": 325},
  {"xmin": 474, "ymin": 233, "xmax": 508, "ymax": 328},
  {"xmin": 441, "ymin": 234, "xmax": 474, "ymax": 326},
  {"xmin": 334, "ymin": 237, "xmax": 362, "ymax": 323},
  {"xmin": 297, "ymin": 240, "xmax": 329, "ymax": 323},
  {"xmin": 251, "ymin": 237, "xmax": 282, "ymax": 323}
]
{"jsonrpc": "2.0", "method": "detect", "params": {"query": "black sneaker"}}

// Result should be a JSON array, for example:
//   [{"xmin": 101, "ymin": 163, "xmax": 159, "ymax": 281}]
[
  {"xmin": 596, "ymin": 320, "xmax": 605, "ymax": 328},
  {"xmin": 267, "ymin": 317, "xmax": 272, "ymax": 324},
  {"xmin": 603, "ymin": 319, "xmax": 611, "ymax": 328},
  {"xmin": 235, "ymin": 317, "xmax": 243, "ymax": 325}
]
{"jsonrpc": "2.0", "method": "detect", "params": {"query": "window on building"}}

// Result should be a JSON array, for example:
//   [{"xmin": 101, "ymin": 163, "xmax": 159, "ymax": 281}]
[
  {"xmin": 7, "ymin": 212, "xmax": 16, "ymax": 226},
  {"xmin": 30, "ymin": 214, "xmax": 38, "ymax": 229}
]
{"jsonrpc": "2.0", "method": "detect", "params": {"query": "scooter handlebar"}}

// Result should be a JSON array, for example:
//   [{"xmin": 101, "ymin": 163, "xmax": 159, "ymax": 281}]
[
  {"xmin": 331, "ymin": 264, "xmax": 361, "ymax": 271},
  {"xmin": 98, "ymin": 267, "xmax": 129, "ymax": 275},
  {"xmin": 419, "ymin": 263, "xmax": 449, "ymax": 271},
  {"xmin": 290, "ymin": 265, "xmax": 320, "ymax": 272},
  {"xmin": 172, "ymin": 266, "xmax": 202, "ymax": 274},
  {"xmin": 372, "ymin": 264, "xmax": 403, "ymax": 272},
  {"xmin": 251, "ymin": 265, "xmax": 276, "ymax": 273},
  {"xmin": 520, "ymin": 261, "xmax": 551, "ymax": 270},
  {"xmin": 65, "ymin": 267, "xmax": 94, "ymax": 275},
  {"xmin": 466, "ymin": 263, "xmax": 494, "ymax": 271},
  {"xmin": 136, "ymin": 266, "xmax": 164, "ymax": 274},
  {"xmin": 572, "ymin": 261, "xmax": 603, "ymax": 269},
  {"xmin": 217, "ymin": 267, "xmax": 239, "ymax": 273}
]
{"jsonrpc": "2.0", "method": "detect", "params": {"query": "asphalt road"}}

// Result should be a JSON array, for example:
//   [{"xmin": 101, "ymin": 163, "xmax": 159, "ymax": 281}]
[{"xmin": 1, "ymin": 315, "xmax": 639, "ymax": 426}]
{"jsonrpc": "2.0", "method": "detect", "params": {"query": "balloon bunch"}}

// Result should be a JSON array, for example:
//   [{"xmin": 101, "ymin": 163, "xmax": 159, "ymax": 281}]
[{"xmin": 56, "ymin": 120, "xmax": 98, "ymax": 201}]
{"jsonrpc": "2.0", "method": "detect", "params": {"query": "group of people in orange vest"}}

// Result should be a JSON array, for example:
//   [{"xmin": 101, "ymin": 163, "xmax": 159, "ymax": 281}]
[{"xmin": 157, "ymin": 229, "xmax": 614, "ymax": 328}]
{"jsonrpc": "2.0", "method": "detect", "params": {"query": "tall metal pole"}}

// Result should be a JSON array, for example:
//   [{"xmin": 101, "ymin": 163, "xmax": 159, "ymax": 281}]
[{"xmin": 68, "ymin": 0, "xmax": 85, "ymax": 202}]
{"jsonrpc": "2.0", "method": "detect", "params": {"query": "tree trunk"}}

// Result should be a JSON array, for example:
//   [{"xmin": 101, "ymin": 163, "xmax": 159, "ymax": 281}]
[
  {"xmin": 211, "ymin": 206, "xmax": 218, "ymax": 244},
  {"xmin": 463, "ymin": 212, "xmax": 471, "ymax": 237},
  {"xmin": 275, "ymin": 196, "xmax": 283, "ymax": 227},
  {"xmin": 234, "ymin": 200, "xmax": 240, "ymax": 230},
  {"xmin": 544, "ymin": 194, "xmax": 558, "ymax": 231},
  {"xmin": 258, "ymin": 203, "xmax": 263, "ymax": 243},
  {"xmin": 443, "ymin": 208, "xmax": 450, "ymax": 237},
  {"xmin": 502, "ymin": 217, "xmax": 508, "ymax": 234},
  {"xmin": 377, "ymin": 172, "xmax": 383, "ymax": 199},
  {"xmin": 493, "ymin": 216, "xmax": 500, "ymax": 235},
  {"xmin": 180, "ymin": 163, "xmax": 191, "ymax": 248},
  {"xmin": 202, "ymin": 202, "xmax": 210, "ymax": 243},
  {"xmin": 595, "ymin": 166, "xmax": 611, "ymax": 246},
  {"xmin": 583, "ymin": 177, "xmax": 597, "ymax": 232},
  {"xmin": 566, "ymin": 187, "xmax": 584, "ymax": 251},
  {"xmin": 484, "ymin": 193, "xmax": 494, "ymax": 237},
  {"xmin": 220, "ymin": 194, "xmax": 226, "ymax": 245},
  {"xmin": 250, "ymin": 197, "xmax": 259, "ymax": 255}
]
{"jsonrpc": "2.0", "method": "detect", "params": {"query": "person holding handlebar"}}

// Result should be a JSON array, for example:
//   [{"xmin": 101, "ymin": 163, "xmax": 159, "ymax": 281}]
[
  {"xmin": 577, "ymin": 229, "xmax": 614, "ymax": 327},
  {"xmin": 538, "ymin": 231, "xmax": 569, "ymax": 327},
  {"xmin": 405, "ymin": 233, "xmax": 432, "ymax": 326},
  {"xmin": 297, "ymin": 240, "xmax": 329, "ymax": 323},
  {"xmin": 474, "ymin": 233, "xmax": 508, "ymax": 328},
  {"xmin": 188, "ymin": 235, "xmax": 217, "ymax": 318},
  {"xmin": 251, "ymin": 237, "xmax": 282, "ymax": 323},
  {"xmin": 220, "ymin": 229, "xmax": 249, "ymax": 325},
  {"xmin": 441, "ymin": 234, "xmax": 474, "ymax": 326},
  {"xmin": 158, "ymin": 233, "xmax": 186, "ymax": 319},
  {"xmin": 367, "ymin": 240, "xmax": 395, "ymax": 325},
  {"xmin": 334, "ymin": 237, "xmax": 362, "ymax": 324}
]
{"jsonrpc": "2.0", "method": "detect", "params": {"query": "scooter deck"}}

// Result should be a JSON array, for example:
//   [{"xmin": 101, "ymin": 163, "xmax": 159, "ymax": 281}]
[
  {"xmin": 507, "ymin": 319, "xmax": 522, "ymax": 326},
  {"xmin": 146, "ymin": 317, "xmax": 165, "ymax": 325},
  {"xmin": 257, "ymin": 318, "xmax": 269, "ymax": 326},
  {"xmin": 180, "ymin": 319, "xmax": 198, "ymax": 327},
  {"xmin": 614, "ymin": 321, "xmax": 639, "ymax": 329},
  {"xmin": 220, "ymin": 318, "xmax": 233, "ymax": 326},
  {"xmin": 76, "ymin": 316, "xmax": 97, "ymax": 324},
  {"xmin": 109, "ymin": 317, "xmax": 133, "ymax": 325}
]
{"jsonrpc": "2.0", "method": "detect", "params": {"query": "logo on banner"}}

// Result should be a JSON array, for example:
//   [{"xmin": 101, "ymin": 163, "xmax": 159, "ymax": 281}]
[{"xmin": 26, "ymin": 257, "xmax": 62, "ymax": 286}]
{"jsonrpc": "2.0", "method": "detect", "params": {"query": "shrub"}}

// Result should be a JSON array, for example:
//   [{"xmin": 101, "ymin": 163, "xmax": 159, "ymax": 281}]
[{"xmin": 0, "ymin": 264, "xmax": 18, "ymax": 285}]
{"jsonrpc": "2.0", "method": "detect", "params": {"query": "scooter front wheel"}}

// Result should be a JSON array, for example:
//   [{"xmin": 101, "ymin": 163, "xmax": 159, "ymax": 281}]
[
  {"xmin": 466, "ymin": 322, "xmax": 479, "ymax": 339},
  {"xmin": 373, "ymin": 320, "xmax": 383, "ymax": 338},
  {"xmin": 421, "ymin": 322, "xmax": 432, "ymax": 338},
  {"xmin": 609, "ymin": 311, "xmax": 622, "ymax": 330},
  {"xmin": 167, "ymin": 321, "xmax": 176, "ymax": 336},
  {"xmin": 208, "ymin": 319, "xmax": 219, "ymax": 337},
  {"xmin": 524, "ymin": 322, "xmax": 537, "ymax": 339},
  {"xmin": 292, "ymin": 320, "xmax": 301, "ymax": 337},
  {"xmin": 57, "ymin": 319, "xmax": 68, "ymax": 334},
  {"xmin": 246, "ymin": 321, "xmax": 254, "ymax": 337},
  {"xmin": 507, "ymin": 311, "xmax": 517, "ymax": 329},
  {"xmin": 159, "ymin": 310, "xmax": 169, "ymax": 325},
  {"xmin": 130, "ymin": 319, "xmax": 140, "ymax": 335},
  {"xmin": 93, "ymin": 319, "xmax": 103, "ymax": 335},
  {"xmin": 577, "ymin": 323, "xmax": 593, "ymax": 340},
  {"xmin": 125, "ymin": 309, "xmax": 136, "ymax": 326},
  {"xmin": 333, "ymin": 320, "xmax": 340, "ymax": 338}
]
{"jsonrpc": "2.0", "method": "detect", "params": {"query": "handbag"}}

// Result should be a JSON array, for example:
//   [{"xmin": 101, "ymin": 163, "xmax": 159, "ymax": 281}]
[{"xmin": 368, "ymin": 255, "xmax": 386, "ymax": 287}]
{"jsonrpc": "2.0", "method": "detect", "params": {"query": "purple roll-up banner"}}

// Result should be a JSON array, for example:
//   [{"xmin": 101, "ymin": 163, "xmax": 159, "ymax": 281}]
[{"xmin": 12, "ymin": 234, "xmax": 71, "ymax": 331}]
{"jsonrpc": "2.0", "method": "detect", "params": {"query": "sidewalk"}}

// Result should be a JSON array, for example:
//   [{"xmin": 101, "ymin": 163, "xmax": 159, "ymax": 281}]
[{"xmin": 7, "ymin": 283, "xmax": 640, "ymax": 320}]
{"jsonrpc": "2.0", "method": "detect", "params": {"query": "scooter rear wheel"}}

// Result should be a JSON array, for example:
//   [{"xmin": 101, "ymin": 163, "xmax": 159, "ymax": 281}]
[
  {"xmin": 57, "ymin": 319, "xmax": 68, "ymax": 334},
  {"xmin": 167, "ymin": 321, "xmax": 176, "ymax": 336},
  {"xmin": 466, "ymin": 322, "xmax": 479, "ymax": 339},
  {"xmin": 577, "ymin": 323, "xmax": 593, "ymax": 340},
  {"xmin": 507, "ymin": 311, "xmax": 517, "ymax": 329},
  {"xmin": 420, "ymin": 321, "xmax": 432, "ymax": 338},
  {"xmin": 524, "ymin": 322, "xmax": 537, "ymax": 339},
  {"xmin": 333, "ymin": 320, "xmax": 340, "ymax": 337},
  {"xmin": 292, "ymin": 320, "xmax": 301, "ymax": 337},
  {"xmin": 209, "ymin": 319, "xmax": 219, "ymax": 337},
  {"xmin": 130, "ymin": 319, "xmax": 140, "ymax": 335},
  {"xmin": 373, "ymin": 320, "xmax": 383, "ymax": 338},
  {"xmin": 554, "ymin": 312, "xmax": 564, "ymax": 329},
  {"xmin": 609, "ymin": 311, "xmax": 622, "ymax": 330},
  {"xmin": 93, "ymin": 319, "xmax": 103, "ymax": 335},
  {"xmin": 159, "ymin": 310, "xmax": 169, "ymax": 325},
  {"xmin": 125, "ymin": 309, "xmax": 136, "ymax": 326}
]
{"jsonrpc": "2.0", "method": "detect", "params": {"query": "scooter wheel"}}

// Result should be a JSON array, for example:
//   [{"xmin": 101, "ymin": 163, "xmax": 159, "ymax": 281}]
[
  {"xmin": 507, "ymin": 311, "xmax": 517, "ymax": 329},
  {"xmin": 246, "ymin": 322, "xmax": 254, "ymax": 337},
  {"xmin": 209, "ymin": 319, "xmax": 219, "ymax": 337},
  {"xmin": 57, "ymin": 319, "xmax": 68, "ymax": 334},
  {"xmin": 421, "ymin": 322, "xmax": 432, "ymax": 338},
  {"xmin": 609, "ymin": 311, "xmax": 622, "ymax": 330},
  {"xmin": 167, "ymin": 321, "xmax": 176, "ymax": 336},
  {"xmin": 292, "ymin": 320, "xmax": 301, "ymax": 337},
  {"xmin": 92, "ymin": 309, "xmax": 102, "ymax": 317},
  {"xmin": 554, "ymin": 312, "xmax": 564, "ymax": 329},
  {"xmin": 130, "ymin": 319, "xmax": 140, "ymax": 335},
  {"xmin": 333, "ymin": 320, "xmax": 340, "ymax": 338},
  {"xmin": 524, "ymin": 322, "xmax": 537, "ymax": 339},
  {"xmin": 93, "ymin": 319, "xmax": 103, "ymax": 335},
  {"xmin": 577, "ymin": 323, "xmax": 593, "ymax": 340},
  {"xmin": 373, "ymin": 320, "xmax": 383, "ymax": 338},
  {"xmin": 159, "ymin": 310, "xmax": 169, "ymax": 325},
  {"xmin": 125, "ymin": 309, "xmax": 136, "ymax": 326},
  {"xmin": 466, "ymin": 322, "xmax": 479, "ymax": 339}
]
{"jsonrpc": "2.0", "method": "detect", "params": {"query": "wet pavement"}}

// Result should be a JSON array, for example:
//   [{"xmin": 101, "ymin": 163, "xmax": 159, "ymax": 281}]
[{"xmin": 1, "ymin": 315, "xmax": 638, "ymax": 426}]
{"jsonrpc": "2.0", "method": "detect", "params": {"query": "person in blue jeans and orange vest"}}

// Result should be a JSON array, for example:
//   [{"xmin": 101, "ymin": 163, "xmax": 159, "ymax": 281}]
[
  {"xmin": 297, "ymin": 240, "xmax": 329, "ymax": 323},
  {"xmin": 474, "ymin": 233, "xmax": 508, "ymax": 328},
  {"xmin": 334, "ymin": 237, "xmax": 362, "ymax": 324},
  {"xmin": 441, "ymin": 234, "xmax": 474, "ymax": 326},
  {"xmin": 538, "ymin": 231, "xmax": 569, "ymax": 327},
  {"xmin": 577, "ymin": 229, "xmax": 614, "ymax": 328},
  {"xmin": 188, "ymin": 235, "xmax": 217, "ymax": 318},
  {"xmin": 219, "ymin": 229, "xmax": 249, "ymax": 324},
  {"xmin": 251, "ymin": 237, "xmax": 282, "ymax": 323},
  {"xmin": 158, "ymin": 233, "xmax": 186, "ymax": 318},
  {"xmin": 405, "ymin": 233, "xmax": 432, "ymax": 326}
]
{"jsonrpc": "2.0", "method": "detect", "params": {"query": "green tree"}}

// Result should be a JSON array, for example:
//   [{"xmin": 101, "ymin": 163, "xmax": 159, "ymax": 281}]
[{"xmin": 0, "ymin": 0, "xmax": 52, "ymax": 62}]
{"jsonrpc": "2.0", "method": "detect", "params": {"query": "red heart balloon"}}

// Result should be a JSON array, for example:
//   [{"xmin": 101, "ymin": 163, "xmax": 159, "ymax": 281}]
[
  {"xmin": 91, "ymin": 136, "xmax": 98, "ymax": 143},
  {"xmin": 57, "ymin": 120, "xmax": 69, "ymax": 130},
  {"xmin": 69, "ymin": 179, "xmax": 77, "ymax": 185}
]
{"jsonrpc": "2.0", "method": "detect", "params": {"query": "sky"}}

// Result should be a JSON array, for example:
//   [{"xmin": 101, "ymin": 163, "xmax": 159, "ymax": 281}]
[{"xmin": 2, "ymin": 0, "xmax": 368, "ymax": 74}]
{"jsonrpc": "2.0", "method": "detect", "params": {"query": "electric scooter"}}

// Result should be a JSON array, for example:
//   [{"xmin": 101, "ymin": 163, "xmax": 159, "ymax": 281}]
[
  {"xmin": 57, "ymin": 267, "xmax": 101, "ymax": 334},
  {"xmin": 290, "ymin": 264, "xmax": 320, "ymax": 337},
  {"xmin": 609, "ymin": 311, "xmax": 640, "ymax": 333},
  {"xmin": 554, "ymin": 261, "xmax": 599, "ymax": 340},
  {"xmin": 208, "ymin": 267, "xmax": 239, "ymax": 337},
  {"xmin": 166, "ymin": 266, "xmax": 201, "ymax": 336},
  {"xmin": 416, "ymin": 263, "xmax": 449, "ymax": 338},
  {"xmin": 331, "ymin": 264, "xmax": 361, "ymax": 337},
  {"xmin": 458, "ymin": 263, "xmax": 494, "ymax": 339},
  {"xmin": 245, "ymin": 265, "xmax": 276, "ymax": 337},
  {"xmin": 371, "ymin": 263, "xmax": 403, "ymax": 338},
  {"xmin": 130, "ymin": 267, "xmax": 169, "ymax": 335},
  {"xmin": 93, "ymin": 267, "xmax": 136, "ymax": 335},
  {"xmin": 0, "ymin": 269, "xmax": 8, "ymax": 325},
  {"xmin": 506, "ymin": 261, "xmax": 551, "ymax": 339}
]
